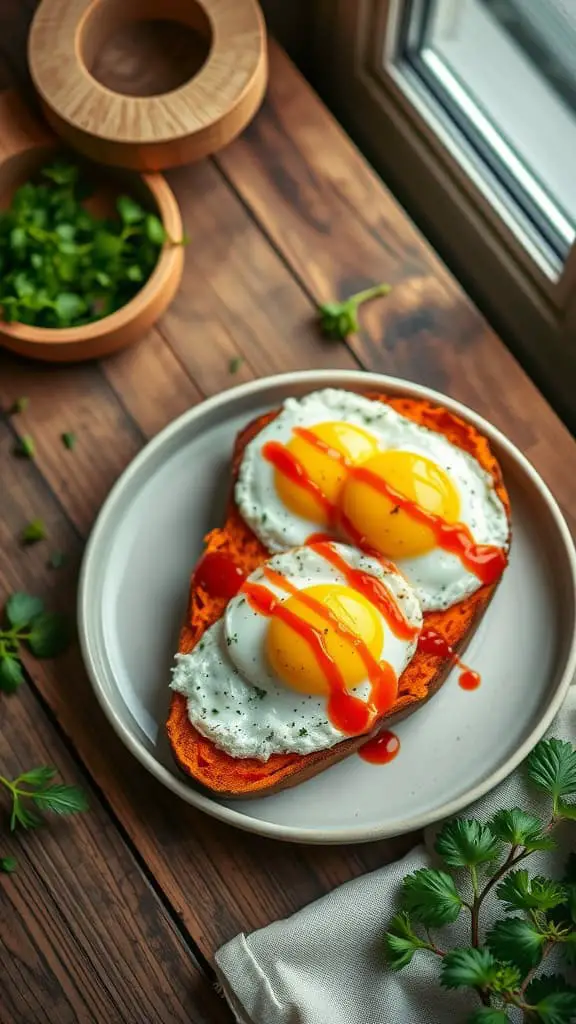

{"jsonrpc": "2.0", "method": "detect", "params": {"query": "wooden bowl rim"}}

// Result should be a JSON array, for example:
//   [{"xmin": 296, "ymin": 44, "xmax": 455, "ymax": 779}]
[
  {"xmin": 29, "ymin": 0, "xmax": 267, "ymax": 145},
  {"xmin": 0, "ymin": 171, "xmax": 183, "ymax": 347}
]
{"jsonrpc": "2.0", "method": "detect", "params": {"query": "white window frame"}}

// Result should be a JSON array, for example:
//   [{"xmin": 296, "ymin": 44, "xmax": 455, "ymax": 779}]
[{"xmin": 313, "ymin": 0, "xmax": 576, "ymax": 420}]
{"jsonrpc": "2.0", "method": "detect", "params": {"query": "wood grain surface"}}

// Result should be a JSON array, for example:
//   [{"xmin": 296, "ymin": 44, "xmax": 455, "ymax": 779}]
[{"xmin": 0, "ymin": 3, "xmax": 575, "ymax": 1022}]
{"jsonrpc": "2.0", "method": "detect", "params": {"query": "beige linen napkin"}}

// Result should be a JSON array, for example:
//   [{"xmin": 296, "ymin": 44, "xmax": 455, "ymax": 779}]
[{"xmin": 215, "ymin": 687, "xmax": 576, "ymax": 1024}]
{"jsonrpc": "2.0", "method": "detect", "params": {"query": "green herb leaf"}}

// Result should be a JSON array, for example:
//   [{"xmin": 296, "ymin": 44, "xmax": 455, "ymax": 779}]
[
  {"xmin": 61, "ymin": 431, "xmax": 76, "ymax": 450},
  {"xmin": 466, "ymin": 1009, "xmax": 509, "ymax": 1023},
  {"xmin": 401, "ymin": 869, "xmax": 463, "ymax": 927},
  {"xmin": 32, "ymin": 784, "xmax": 88, "ymax": 816},
  {"xmin": 435, "ymin": 819, "xmax": 501, "ymax": 868},
  {"xmin": 5, "ymin": 592, "xmax": 44, "ymax": 629},
  {"xmin": 11, "ymin": 802, "xmax": 42, "ymax": 831},
  {"xmin": 0, "ymin": 656, "xmax": 24, "ymax": 694},
  {"xmin": 117, "ymin": 195, "xmax": 145, "ymax": 225},
  {"xmin": 42, "ymin": 161, "xmax": 78, "ymax": 185},
  {"xmin": 144, "ymin": 214, "xmax": 166, "ymax": 245},
  {"xmin": 9, "ymin": 396, "xmax": 28, "ymax": 415},
  {"xmin": 26, "ymin": 612, "xmax": 71, "ymax": 658},
  {"xmin": 0, "ymin": 855, "xmax": 17, "ymax": 873},
  {"xmin": 20, "ymin": 518, "xmax": 47, "ymax": 545},
  {"xmin": 17, "ymin": 766, "xmax": 57, "ymax": 787},
  {"xmin": 48, "ymin": 550, "xmax": 67, "ymax": 570},
  {"xmin": 489, "ymin": 807, "xmax": 555, "ymax": 851},
  {"xmin": 487, "ymin": 917, "xmax": 545, "ymax": 973},
  {"xmin": 529, "ymin": 986, "xmax": 576, "ymax": 1024},
  {"xmin": 557, "ymin": 799, "xmax": 576, "ymax": 821},
  {"xmin": 14, "ymin": 435, "xmax": 35, "ymax": 459},
  {"xmin": 440, "ymin": 947, "xmax": 499, "ymax": 990},
  {"xmin": 496, "ymin": 871, "xmax": 567, "ymax": 913},
  {"xmin": 229, "ymin": 356, "xmax": 243, "ymax": 374},
  {"xmin": 526, "ymin": 738, "xmax": 576, "ymax": 800},
  {"xmin": 54, "ymin": 292, "xmax": 86, "ymax": 323},
  {"xmin": 383, "ymin": 912, "xmax": 429, "ymax": 970}
]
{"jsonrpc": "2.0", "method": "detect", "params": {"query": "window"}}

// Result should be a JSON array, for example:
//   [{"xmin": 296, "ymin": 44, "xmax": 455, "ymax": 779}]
[{"xmin": 314, "ymin": 0, "xmax": 576, "ymax": 420}]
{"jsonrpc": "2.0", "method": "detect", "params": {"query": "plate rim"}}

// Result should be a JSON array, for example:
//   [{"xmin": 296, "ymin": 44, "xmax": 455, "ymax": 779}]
[{"xmin": 78, "ymin": 370, "xmax": 576, "ymax": 844}]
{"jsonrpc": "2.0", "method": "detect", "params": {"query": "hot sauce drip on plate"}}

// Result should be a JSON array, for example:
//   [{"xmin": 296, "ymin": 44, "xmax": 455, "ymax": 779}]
[
  {"xmin": 264, "ymin": 430, "xmax": 507, "ymax": 585},
  {"xmin": 194, "ymin": 552, "xmax": 246, "ymax": 600},
  {"xmin": 359, "ymin": 729, "xmax": 400, "ymax": 764},
  {"xmin": 418, "ymin": 627, "xmax": 481, "ymax": 690},
  {"xmin": 243, "ymin": 571, "xmax": 398, "ymax": 736}
]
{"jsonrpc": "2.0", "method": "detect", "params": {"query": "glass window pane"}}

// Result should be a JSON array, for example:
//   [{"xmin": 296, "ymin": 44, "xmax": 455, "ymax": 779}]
[{"xmin": 399, "ymin": 0, "xmax": 576, "ymax": 269}]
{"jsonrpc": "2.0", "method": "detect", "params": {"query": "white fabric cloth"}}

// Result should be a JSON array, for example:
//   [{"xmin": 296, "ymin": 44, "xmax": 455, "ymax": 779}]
[{"xmin": 215, "ymin": 688, "xmax": 576, "ymax": 1024}]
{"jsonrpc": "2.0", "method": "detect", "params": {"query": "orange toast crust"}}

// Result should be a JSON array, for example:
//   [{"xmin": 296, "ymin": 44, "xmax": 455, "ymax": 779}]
[{"xmin": 167, "ymin": 394, "xmax": 511, "ymax": 798}]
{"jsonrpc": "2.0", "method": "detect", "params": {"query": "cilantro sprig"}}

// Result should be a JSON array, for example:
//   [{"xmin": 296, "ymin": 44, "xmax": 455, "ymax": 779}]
[
  {"xmin": 0, "ymin": 593, "xmax": 71, "ymax": 694},
  {"xmin": 0, "ymin": 766, "xmax": 88, "ymax": 832},
  {"xmin": 0, "ymin": 159, "xmax": 184, "ymax": 329},
  {"xmin": 317, "ymin": 282, "xmax": 391, "ymax": 340},
  {"xmin": 384, "ymin": 737, "xmax": 576, "ymax": 1022}
]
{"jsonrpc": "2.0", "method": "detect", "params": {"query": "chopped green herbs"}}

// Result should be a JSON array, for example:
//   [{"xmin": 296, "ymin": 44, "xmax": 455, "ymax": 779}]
[
  {"xmin": 48, "ymin": 551, "xmax": 66, "ymax": 570},
  {"xmin": 14, "ymin": 435, "xmax": 35, "ymax": 459},
  {"xmin": 20, "ymin": 519, "xmax": 46, "ymax": 545},
  {"xmin": 9, "ymin": 397, "xmax": 28, "ymax": 415},
  {"xmin": 0, "ymin": 159, "xmax": 185, "ymax": 329},
  {"xmin": 229, "ymin": 356, "xmax": 243, "ymax": 374},
  {"xmin": 0, "ymin": 856, "xmax": 17, "ymax": 873},
  {"xmin": 61, "ymin": 431, "xmax": 76, "ymax": 451}
]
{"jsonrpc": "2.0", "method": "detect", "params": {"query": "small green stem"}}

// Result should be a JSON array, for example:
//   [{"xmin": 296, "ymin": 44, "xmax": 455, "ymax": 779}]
[
  {"xmin": 469, "ymin": 865, "xmax": 481, "ymax": 947},
  {"xmin": 349, "ymin": 282, "xmax": 391, "ymax": 307},
  {"xmin": 424, "ymin": 928, "xmax": 446, "ymax": 957}
]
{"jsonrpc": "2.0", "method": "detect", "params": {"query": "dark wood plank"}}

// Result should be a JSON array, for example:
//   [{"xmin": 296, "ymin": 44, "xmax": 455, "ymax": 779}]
[
  {"xmin": 0, "ymin": 415, "xmax": 415, "ymax": 959},
  {"xmin": 0, "ymin": 686, "xmax": 229, "ymax": 1024},
  {"xmin": 216, "ymin": 42, "xmax": 576, "ymax": 531}
]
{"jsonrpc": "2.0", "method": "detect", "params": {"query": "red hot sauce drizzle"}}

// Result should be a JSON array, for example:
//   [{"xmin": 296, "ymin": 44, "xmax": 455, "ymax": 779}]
[
  {"xmin": 308, "ymin": 541, "xmax": 417, "ymax": 642},
  {"xmin": 359, "ymin": 729, "xmax": 400, "ymax": 764},
  {"xmin": 243, "ymin": 570, "xmax": 398, "ymax": 736},
  {"xmin": 194, "ymin": 552, "xmax": 246, "ymax": 600},
  {"xmin": 418, "ymin": 627, "xmax": 481, "ymax": 691},
  {"xmin": 263, "ymin": 432, "xmax": 507, "ymax": 586}
]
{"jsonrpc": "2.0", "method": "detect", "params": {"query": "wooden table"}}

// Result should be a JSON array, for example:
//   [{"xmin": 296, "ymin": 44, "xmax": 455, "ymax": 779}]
[{"xmin": 1, "ymin": 5, "xmax": 575, "ymax": 1022}]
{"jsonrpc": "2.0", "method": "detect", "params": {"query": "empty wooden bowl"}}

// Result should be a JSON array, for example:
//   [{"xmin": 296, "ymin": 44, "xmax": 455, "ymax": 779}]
[
  {"xmin": 28, "ymin": 0, "xmax": 268, "ymax": 171},
  {"xmin": 0, "ymin": 91, "xmax": 184, "ymax": 362}
]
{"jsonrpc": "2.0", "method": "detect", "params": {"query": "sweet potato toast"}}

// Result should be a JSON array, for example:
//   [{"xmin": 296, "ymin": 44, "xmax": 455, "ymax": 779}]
[{"xmin": 167, "ymin": 394, "xmax": 511, "ymax": 798}]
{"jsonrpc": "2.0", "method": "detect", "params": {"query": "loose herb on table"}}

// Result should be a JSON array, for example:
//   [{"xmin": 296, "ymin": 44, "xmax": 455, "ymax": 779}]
[
  {"xmin": 384, "ymin": 737, "xmax": 576, "ymax": 1022},
  {"xmin": 317, "ymin": 282, "xmax": 391, "ymax": 340},
  {"xmin": 0, "ymin": 592, "xmax": 71, "ymax": 694},
  {"xmin": 0, "ymin": 593, "xmax": 86, "ymax": 872},
  {"xmin": 0, "ymin": 159, "xmax": 182, "ymax": 329}
]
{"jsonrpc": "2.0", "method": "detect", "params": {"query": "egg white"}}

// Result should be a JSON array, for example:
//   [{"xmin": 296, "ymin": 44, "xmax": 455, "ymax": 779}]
[
  {"xmin": 235, "ymin": 388, "xmax": 510, "ymax": 611},
  {"xmin": 170, "ymin": 544, "xmax": 422, "ymax": 762}
]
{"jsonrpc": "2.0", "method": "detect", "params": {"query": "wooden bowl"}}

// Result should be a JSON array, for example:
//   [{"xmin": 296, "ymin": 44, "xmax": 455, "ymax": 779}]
[
  {"xmin": 28, "ymin": 0, "xmax": 268, "ymax": 172},
  {"xmin": 0, "ymin": 92, "xmax": 184, "ymax": 363}
]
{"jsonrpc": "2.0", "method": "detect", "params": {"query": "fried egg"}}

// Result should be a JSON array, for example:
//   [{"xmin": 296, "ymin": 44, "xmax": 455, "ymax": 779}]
[
  {"xmin": 170, "ymin": 543, "xmax": 422, "ymax": 762},
  {"xmin": 235, "ymin": 389, "xmax": 509, "ymax": 611}
]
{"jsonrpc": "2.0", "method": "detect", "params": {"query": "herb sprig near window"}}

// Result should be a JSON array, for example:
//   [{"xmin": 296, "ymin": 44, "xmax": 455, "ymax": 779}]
[
  {"xmin": 0, "ymin": 159, "xmax": 182, "ymax": 329},
  {"xmin": 317, "ymin": 282, "xmax": 391, "ymax": 340},
  {"xmin": 384, "ymin": 737, "xmax": 576, "ymax": 1023}
]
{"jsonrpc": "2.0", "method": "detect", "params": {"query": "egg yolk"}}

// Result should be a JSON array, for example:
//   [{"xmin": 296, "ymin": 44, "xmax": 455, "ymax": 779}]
[
  {"xmin": 273, "ymin": 421, "xmax": 379, "ymax": 525},
  {"xmin": 340, "ymin": 450, "xmax": 461, "ymax": 559},
  {"xmin": 265, "ymin": 583, "xmax": 384, "ymax": 695}
]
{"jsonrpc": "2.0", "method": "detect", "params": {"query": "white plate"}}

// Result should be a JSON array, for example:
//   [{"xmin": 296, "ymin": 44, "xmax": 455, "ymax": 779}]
[{"xmin": 79, "ymin": 371, "xmax": 576, "ymax": 844}]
